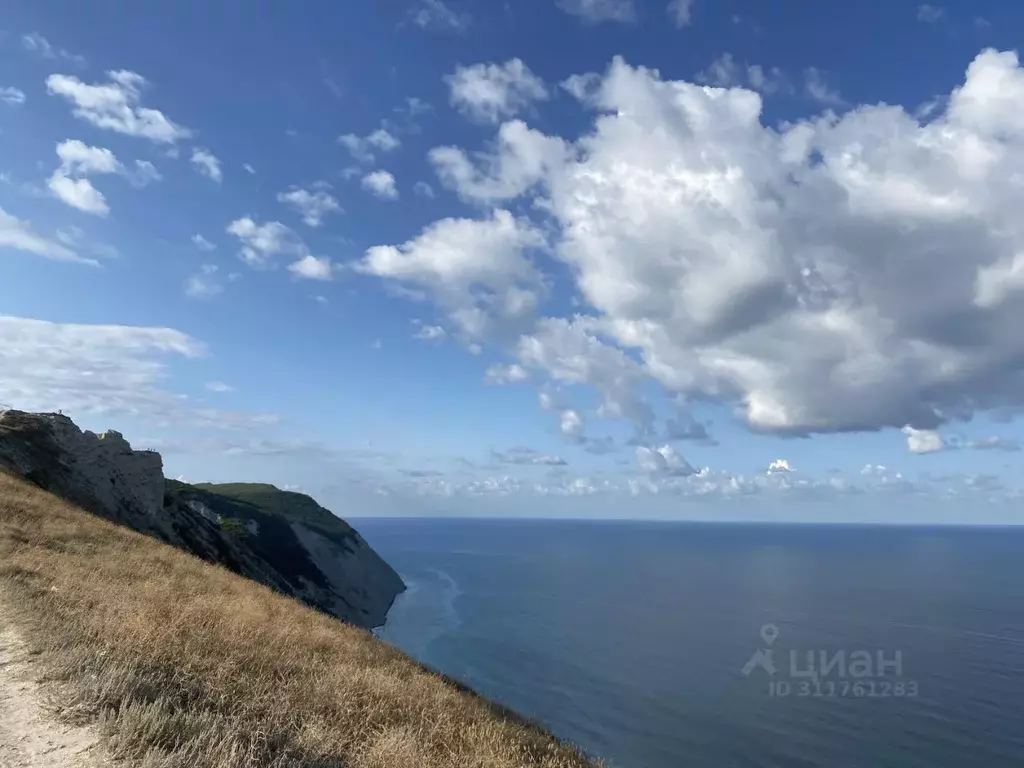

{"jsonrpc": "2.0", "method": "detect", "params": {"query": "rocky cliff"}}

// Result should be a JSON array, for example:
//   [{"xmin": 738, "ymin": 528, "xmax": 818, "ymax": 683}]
[{"xmin": 0, "ymin": 410, "xmax": 405, "ymax": 629}]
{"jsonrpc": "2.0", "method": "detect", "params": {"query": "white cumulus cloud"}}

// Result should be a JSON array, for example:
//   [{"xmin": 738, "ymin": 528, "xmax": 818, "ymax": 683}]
[
  {"xmin": 226, "ymin": 216, "xmax": 333, "ymax": 279},
  {"xmin": 442, "ymin": 52, "xmax": 1024, "ymax": 439},
  {"xmin": 226, "ymin": 217, "xmax": 304, "ymax": 267},
  {"xmin": 278, "ymin": 186, "xmax": 341, "ymax": 226},
  {"xmin": 559, "ymin": 409, "xmax": 586, "ymax": 442},
  {"xmin": 339, "ymin": 128, "xmax": 400, "ymax": 164},
  {"xmin": 0, "ymin": 87, "xmax": 26, "ymax": 105},
  {"xmin": 446, "ymin": 59, "xmax": 549, "ymax": 124},
  {"xmin": 47, "ymin": 140, "xmax": 121, "ymax": 216},
  {"xmin": 55, "ymin": 139, "xmax": 120, "ymax": 175},
  {"xmin": 47, "ymin": 175, "xmax": 110, "ymax": 216},
  {"xmin": 517, "ymin": 317, "xmax": 654, "ymax": 438},
  {"xmin": 362, "ymin": 170, "xmax": 399, "ymax": 200},
  {"xmin": 430, "ymin": 120, "xmax": 568, "ymax": 203},
  {"xmin": 413, "ymin": 324, "xmax": 446, "ymax": 341},
  {"xmin": 191, "ymin": 148, "xmax": 222, "ymax": 182},
  {"xmin": 903, "ymin": 427, "xmax": 947, "ymax": 454},
  {"xmin": 288, "ymin": 254, "xmax": 334, "ymax": 281},
  {"xmin": 766, "ymin": 458, "xmax": 794, "ymax": 474},
  {"xmin": 361, "ymin": 49, "xmax": 1024, "ymax": 447},
  {"xmin": 636, "ymin": 444, "xmax": 696, "ymax": 476},
  {"xmin": 360, "ymin": 210, "xmax": 545, "ymax": 341},
  {"xmin": 484, "ymin": 363, "xmax": 529, "ymax": 385},
  {"xmin": 46, "ymin": 70, "xmax": 189, "ymax": 143}
]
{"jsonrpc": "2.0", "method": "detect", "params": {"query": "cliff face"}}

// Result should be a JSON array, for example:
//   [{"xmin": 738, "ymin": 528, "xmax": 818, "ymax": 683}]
[
  {"xmin": 164, "ymin": 481, "xmax": 406, "ymax": 628},
  {"xmin": 0, "ymin": 410, "xmax": 165, "ymax": 527},
  {"xmin": 0, "ymin": 410, "xmax": 405, "ymax": 629}
]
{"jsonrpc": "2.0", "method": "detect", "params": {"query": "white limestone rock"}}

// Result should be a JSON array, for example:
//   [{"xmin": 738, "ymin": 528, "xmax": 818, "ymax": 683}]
[
  {"xmin": 290, "ymin": 522, "xmax": 406, "ymax": 629},
  {"xmin": 0, "ymin": 411, "xmax": 164, "ymax": 522}
]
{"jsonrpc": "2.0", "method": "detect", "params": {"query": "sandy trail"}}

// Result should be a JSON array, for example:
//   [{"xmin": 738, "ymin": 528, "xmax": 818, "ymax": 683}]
[{"xmin": 0, "ymin": 622, "xmax": 111, "ymax": 768}]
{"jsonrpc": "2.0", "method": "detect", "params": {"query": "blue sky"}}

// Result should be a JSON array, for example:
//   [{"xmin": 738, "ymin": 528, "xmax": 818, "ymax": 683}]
[{"xmin": 3, "ymin": 0, "xmax": 1024, "ymax": 522}]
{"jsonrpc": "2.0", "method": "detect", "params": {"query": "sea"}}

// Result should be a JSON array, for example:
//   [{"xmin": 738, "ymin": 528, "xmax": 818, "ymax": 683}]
[{"xmin": 355, "ymin": 518, "xmax": 1024, "ymax": 768}]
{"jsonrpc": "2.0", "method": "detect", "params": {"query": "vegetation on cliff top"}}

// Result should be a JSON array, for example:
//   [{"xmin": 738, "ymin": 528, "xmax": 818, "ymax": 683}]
[
  {"xmin": 0, "ymin": 472, "xmax": 599, "ymax": 768},
  {"xmin": 171, "ymin": 480, "xmax": 355, "ymax": 540}
]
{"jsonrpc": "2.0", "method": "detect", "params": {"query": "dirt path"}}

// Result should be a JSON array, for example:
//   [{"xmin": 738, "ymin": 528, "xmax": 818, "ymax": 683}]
[{"xmin": 0, "ymin": 623, "xmax": 111, "ymax": 768}]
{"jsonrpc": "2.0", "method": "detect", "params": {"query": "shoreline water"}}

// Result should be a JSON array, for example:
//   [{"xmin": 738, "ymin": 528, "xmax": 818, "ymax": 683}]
[{"xmin": 363, "ymin": 517, "xmax": 1024, "ymax": 768}]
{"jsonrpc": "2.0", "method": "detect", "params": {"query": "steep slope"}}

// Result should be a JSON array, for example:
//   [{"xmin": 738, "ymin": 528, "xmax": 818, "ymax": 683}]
[
  {"xmin": 165, "ymin": 480, "xmax": 405, "ymax": 628},
  {"xmin": 0, "ymin": 471, "xmax": 598, "ymax": 768},
  {"xmin": 0, "ymin": 410, "xmax": 403, "ymax": 629}
]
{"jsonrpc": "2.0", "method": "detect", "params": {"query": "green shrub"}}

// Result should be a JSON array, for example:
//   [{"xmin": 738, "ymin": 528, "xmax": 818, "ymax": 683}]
[{"xmin": 219, "ymin": 516, "xmax": 248, "ymax": 537}]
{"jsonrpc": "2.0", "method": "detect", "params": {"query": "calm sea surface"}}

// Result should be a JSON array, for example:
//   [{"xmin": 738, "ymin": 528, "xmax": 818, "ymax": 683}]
[{"xmin": 355, "ymin": 519, "xmax": 1024, "ymax": 768}]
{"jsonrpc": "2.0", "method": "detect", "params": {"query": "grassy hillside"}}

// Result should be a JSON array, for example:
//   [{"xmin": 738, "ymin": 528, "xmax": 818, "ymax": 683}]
[
  {"xmin": 0, "ymin": 472, "xmax": 599, "ymax": 768},
  {"xmin": 187, "ymin": 481, "xmax": 356, "ymax": 540}
]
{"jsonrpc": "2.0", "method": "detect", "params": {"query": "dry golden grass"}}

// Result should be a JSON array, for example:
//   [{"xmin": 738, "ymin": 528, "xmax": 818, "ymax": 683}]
[{"xmin": 0, "ymin": 473, "xmax": 600, "ymax": 768}]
